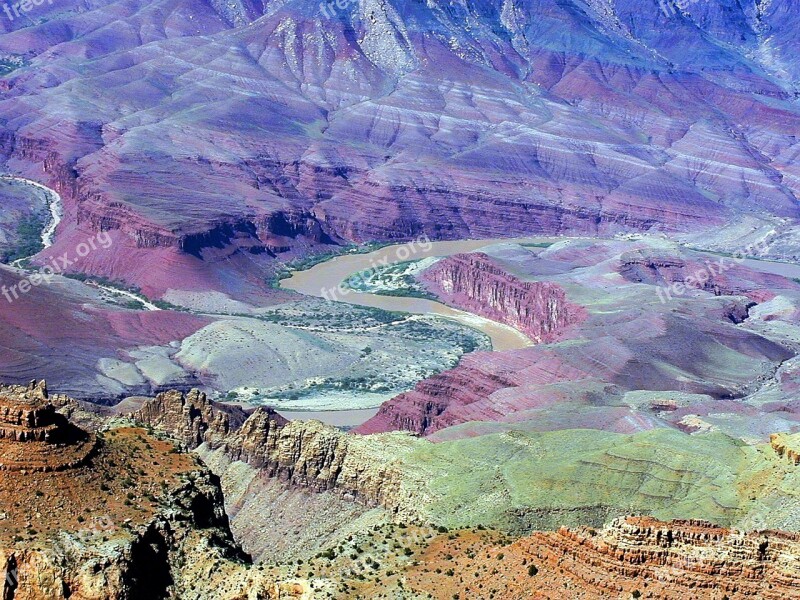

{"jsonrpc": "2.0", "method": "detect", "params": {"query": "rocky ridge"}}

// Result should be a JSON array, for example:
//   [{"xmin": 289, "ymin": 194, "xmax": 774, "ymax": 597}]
[
  {"xmin": 526, "ymin": 516, "xmax": 800, "ymax": 598},
  {"xmin": 403, "ymin": 517, "xmax": 800, "ymax": 599},
  {"xmin": 771, "ymin": 432, "xmax": 800, "ymax": 466},
  {"xmin": 133, "ymin": 390, "xmax": 425, "ymax": 518}
]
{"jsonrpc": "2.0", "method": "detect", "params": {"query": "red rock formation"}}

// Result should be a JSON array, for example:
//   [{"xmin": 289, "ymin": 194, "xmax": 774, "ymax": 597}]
[
  {"xmin": 355, "ymin": 347, "xmax": 587, "ymax": 436},
  {"xmin": 356, "ymin": 355, "xmax": 519, "ymax": 435},
  {"xmin": 419, "ymin": 253, "xmax": 585, "ymax": 343},
  {"xmin": 410, "ymin": 517, "xmax": 800, "ymax": 599},
  {"xmin": 525, "ymin": 516, "xmax": 800, "ymax": 598}
]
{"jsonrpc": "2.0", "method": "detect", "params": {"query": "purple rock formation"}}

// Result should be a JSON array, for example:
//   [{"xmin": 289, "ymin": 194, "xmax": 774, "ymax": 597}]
[
  {"xmin": 357, "ymin": 241, "xmax": 798, "ymax": 437},
  {"xmin": 1, "ymin": 0, "xmax": 799, "ymax": 296}
]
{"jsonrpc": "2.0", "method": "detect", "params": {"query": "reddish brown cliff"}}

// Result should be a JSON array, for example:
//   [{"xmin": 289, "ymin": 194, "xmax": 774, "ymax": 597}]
[
  {"xmin": 355, "ymin": 356, "xmax": 520, "ymax": 435},
  {"xmin": 419, "ymin": 253, "xmax": 584, "ymax": 343},
  {"xmin": 528, "ymin": 516, "xmax": 800, "ymax": 598}
]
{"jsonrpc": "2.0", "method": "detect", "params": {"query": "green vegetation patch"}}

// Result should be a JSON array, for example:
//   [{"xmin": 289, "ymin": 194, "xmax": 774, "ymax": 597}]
[
  {"xmin": 344, "ymin": 259, "xmax": 439, "ymax": 300},
  {"xmin": 400, "ymin": 428, "xmax": 784, "ymax": 532},
  {"xmin": 2, "ymin": 214, "xmax": 45, "ymax": 263}
]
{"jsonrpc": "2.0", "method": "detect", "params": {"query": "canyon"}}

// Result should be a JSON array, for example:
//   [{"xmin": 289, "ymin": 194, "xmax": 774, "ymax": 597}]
[
  {"xmin": 5, "ymin": 376, "xmax": 800, "ymax": 597},
  {"xmin": 2, "ymin": 0, "xmax": 800, "ymax": 301},
  {"xmin": 129, "ymin": 384, "xmax": 800, "ymax": 597},
  {"xmin": 2, "ymin": 0, "xmax": 800, "ymax": 597},
  {"xmin": 358, "ymin": 238, "xmax": 800, "ymax": 438}
]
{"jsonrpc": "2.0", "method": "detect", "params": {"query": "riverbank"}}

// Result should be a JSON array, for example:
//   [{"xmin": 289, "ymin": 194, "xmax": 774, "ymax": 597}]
[{"xmin": 280, "ymin": 236, "xmax": 564, "ymax": 351}]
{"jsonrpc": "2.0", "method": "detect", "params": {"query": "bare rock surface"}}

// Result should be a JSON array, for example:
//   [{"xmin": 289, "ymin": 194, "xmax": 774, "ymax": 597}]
[{"xmin": 0, "ymin": 382, "xmax": 305, "ymax": 600}]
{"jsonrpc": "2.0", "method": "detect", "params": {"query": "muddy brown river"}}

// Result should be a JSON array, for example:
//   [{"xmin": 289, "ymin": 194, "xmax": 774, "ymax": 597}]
[{"xmin": 281, "ymin": 236, "xmax": 561, "ymax": 351}]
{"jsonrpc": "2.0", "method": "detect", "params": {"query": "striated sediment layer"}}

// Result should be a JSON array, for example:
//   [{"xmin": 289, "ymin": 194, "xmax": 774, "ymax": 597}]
[
  {"xmin": 133, "ymin": 390, "xmax": 425, "ymax": 519},
  {"xmin": 530, "ymin": 516, "xmax": 800, "ymax": 599},
  {"xmin": 0, "ymin": 380, "xmax": 96, "ymax": 472},
  {"xmin": 419, "ymin": 253, "xmax": 584, "ymax": 343},
  {"xmin": 405, "ymin": 516, "xmax": 800, "ymax": 599},
  {"xmin": 3, "ymin": 0, "xmax": 800, "ymax": 301}
]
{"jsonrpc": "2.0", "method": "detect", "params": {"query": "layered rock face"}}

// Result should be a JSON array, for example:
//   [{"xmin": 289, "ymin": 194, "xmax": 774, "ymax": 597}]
[
  {"xmin": 3, "ymin": 0, "xmax": 800, "ymax": 299},
  {"xmin": 0, "ymin": 380, "xmax": 96, "ymax": 471},
  {"xmin": 132, "ymin": 388, "xmax": 248, "ymax": 449},
  {"xmin": 526, "ymin": 517, "xmax": 800, "ymax": 598},
  {"xmin": 619, "ymin": 249, "xmax": 798, "ymax": 304},
  {"xmin": 133, "ymin": 390, "xmax": 422, "ymax": 517},
  {"xmin": 355, "ymin": 356, "xmax": 521, "ymax": 435},
  {"xmin": 419, "ymin": 253, "xmax": 584, "ymax": 343},
  {"xmin": 408, "ymin": 517, "xmax": 800, "ymax": 599}
]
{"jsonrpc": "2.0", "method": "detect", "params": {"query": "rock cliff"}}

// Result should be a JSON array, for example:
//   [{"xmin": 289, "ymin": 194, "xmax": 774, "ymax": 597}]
[
  {"xmin": 770, "ymin": 432, "xmax": 800, "ymax": 465},
  {"xmin": 526, "ymin": 516, "xmax": 800, "ymax": 598},
  {"xmin": 133, "ymin": 390, "xmax": 425, "ymax": 518},
  {"xmin": 419, "ymin": 253, "xmax": 584, "ymax": 343},
  {"xmin": 0, "ymin": 382, "xmax": 305, "ymax": 600},
  {"xmin": 132, "ymin": 388, "xmax": 249, "ymax": 449},
  {"xmin": 355, "ymin": 357, "xmax": 520, "ymax": 435}
]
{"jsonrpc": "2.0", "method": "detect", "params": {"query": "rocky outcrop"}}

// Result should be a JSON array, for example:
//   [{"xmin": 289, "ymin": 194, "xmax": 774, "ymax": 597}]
[
  {"xmin": 419, "ymin": 253, "xmax": 584, "ymax": 343},
  {"xmin": 770, "ymin": 432, "xmax": 800, "ymax": 465},
  {"xmin": 133, "ymin": 388, "xmax": 250, "ymax": 449},
  {"xmin": 410, "ymin": 516, "xmax": 800, "ymax": 599},
  {"xmin": 619, "ymin": 249, "xmax": 799, "ymax": 304},
  {"xmin": 0, "ymin": 380, "xmax": 96, "ymax": 471},
  {"xmin": 525, "ymin": 516, "xmax": 800, "ymax": 598},
  {"xmin": 0, "ymin": 468, "xmax": 301, "ymax": 600},
  {"xmin": 133, "ymin": 390, "xmax": 423, "ymax": 517},
  {"xmin": 0, "ymin": 383, "xmax": 306, "ymax": 600},
  {"xmin": 355, "ymin": 359, "xmax": 519, "ymax": 435}
]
